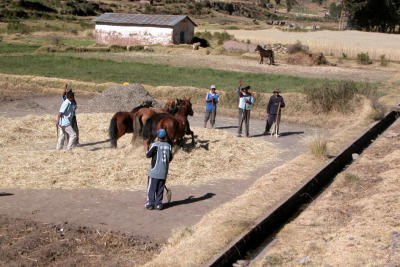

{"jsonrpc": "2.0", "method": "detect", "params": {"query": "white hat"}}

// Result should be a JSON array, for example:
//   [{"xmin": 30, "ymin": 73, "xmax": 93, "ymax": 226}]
[{"xmin": 210, "ymin": 85, "xmax": 216, "ymax": 89}]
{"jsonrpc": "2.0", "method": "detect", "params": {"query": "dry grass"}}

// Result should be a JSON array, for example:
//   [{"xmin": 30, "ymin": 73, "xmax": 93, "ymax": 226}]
[
  {"xmin": 258, "ymin": 120, "xmax": 400, "ymax": 266},
  {"xmin": 144, "ymin": 152, "xmax": 322, "ymax": 267},
  {"xmin": 0, "ymin": 114, "xmax": 278, "ymax": 190},
  {"xmin": 221, "ymin": 29, "xmax": 400, "ymax": 61},
  {"xmin": 0, "ymin": 73, "xmax": 113, "ymax": 97},
  {"xmin": 305, "ymin": 135, "xmax": 327, "ymax": 159},
  {"xmin": 146, "ymin": 85, "xmax": 372, "ymax": 129},
  {"xmin": 142, "ymin": 93, "xmax": 378, "ymax": 267},
  {"xmin": 0, "ymin": 73, "xmax": 377, "ymax": 130}
]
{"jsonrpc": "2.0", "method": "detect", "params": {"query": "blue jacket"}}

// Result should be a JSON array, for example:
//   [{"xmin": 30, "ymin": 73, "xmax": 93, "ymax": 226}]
[{"xmin": 205, "ymin": 91, "xmax": 219, "ymax": 111}]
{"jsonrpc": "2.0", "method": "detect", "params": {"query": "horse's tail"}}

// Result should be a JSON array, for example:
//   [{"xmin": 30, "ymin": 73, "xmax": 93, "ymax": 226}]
[
  {"xmin": 109, "ymin": 116, "xmax": 118, "ymax": 148},
  {"xmin": 142, "ymin": 114, "xmax": 156, "ymax": 145},
  {"xmin": 133, "ymin": 112, "xmax": 143, "ymax": 139}
]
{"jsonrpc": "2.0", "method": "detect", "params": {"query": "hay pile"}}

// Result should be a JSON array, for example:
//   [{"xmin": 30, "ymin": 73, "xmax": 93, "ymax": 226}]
[
  {"xmin": 87, "ymin": 84, "xmax": 159, "ymax": 113},
  {"xmin": 0, "ymin": 114, "xmax": 278, "ymax": 191}
]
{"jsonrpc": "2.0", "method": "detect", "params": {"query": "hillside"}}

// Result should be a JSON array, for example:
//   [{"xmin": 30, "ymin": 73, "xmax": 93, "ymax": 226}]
[{"xmin": 0, "ymin": 0, "xmax": 340, "ymax": 26}]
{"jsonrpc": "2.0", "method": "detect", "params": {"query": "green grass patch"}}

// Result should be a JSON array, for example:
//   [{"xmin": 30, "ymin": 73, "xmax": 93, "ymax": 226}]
[
  {"xmin": 21, "ymin": 37, "xmax": 49, "ymax": 43},
  {"xmin": 345, "ymin": 173, "xmax": 360, "ymax": 182},
  {"xmin": 62, "ymin": 39, "xmax": 95, "ymax": 46},
  {"xmin": 19, "ymin": 38, "xmax": 94, "ymax": 47},
  {"xmin": 0, "ymin": 43, "xmax": 40, "ymax": 54},
  {"xmin": 0, "ymin": 53, "xmax": 348, "ymax": 92}
]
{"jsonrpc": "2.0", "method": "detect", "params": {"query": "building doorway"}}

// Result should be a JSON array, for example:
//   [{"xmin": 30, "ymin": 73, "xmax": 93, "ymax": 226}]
[{"xmin": 180, "ymin": 31, "xmax": 185, "ymax": 43}]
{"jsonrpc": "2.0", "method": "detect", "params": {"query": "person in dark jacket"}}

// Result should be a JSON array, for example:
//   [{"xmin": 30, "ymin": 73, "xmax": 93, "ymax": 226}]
[
  {"xmin": 145, "ymin": 129, "xmax": 173, "ymax": 210},
  {"xmin": 264, "ymin": 89, "xmax": 285, "ymax": 136}
]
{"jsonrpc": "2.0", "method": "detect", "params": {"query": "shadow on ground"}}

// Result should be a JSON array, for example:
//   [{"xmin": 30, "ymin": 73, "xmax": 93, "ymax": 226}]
[
  {"xmin": 0, "ymin": 193, "xmax": 14, "ymax": 197},
  {"xmin": 251, "ymin": 131, "xmax": 304, "ymax": 138},
  {"xmin": 164, "ymin": 193, "xmax": 215, "ymax": 209}
]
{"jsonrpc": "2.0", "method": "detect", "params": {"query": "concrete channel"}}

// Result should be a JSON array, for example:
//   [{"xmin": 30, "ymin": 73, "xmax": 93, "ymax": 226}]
[{"xmin": 207, "ymin": 110, "xmax": 399, "ymax": 267}]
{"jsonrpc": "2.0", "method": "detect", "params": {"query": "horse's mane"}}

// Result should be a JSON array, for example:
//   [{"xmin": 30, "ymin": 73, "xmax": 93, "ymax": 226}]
[{"xmin": 130, "ymin": 100, "xmax": 153, "ymax": 113}]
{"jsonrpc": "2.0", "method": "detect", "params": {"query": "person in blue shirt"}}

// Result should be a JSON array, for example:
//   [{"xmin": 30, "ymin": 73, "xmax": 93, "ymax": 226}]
[
  {"xmin": 145, "ymin": 129, "xmax": 173, "ymax": 210},
  {"xmin": 236, "ymin": 81, "xmax": 254, "ymax": 137},
  {"xmin": 56, "ymin": 91, "xmax": 77, "ymax": 150},
  {"xmin": 62, "ymin": 85, "xmax": 79, "ymax": 145},
  {"xmin": 204, "ymin": 85, "xmax": 219, "ymax": 128}
]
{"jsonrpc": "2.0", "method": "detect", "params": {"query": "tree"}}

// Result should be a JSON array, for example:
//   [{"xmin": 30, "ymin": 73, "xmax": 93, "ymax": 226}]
[{"xmin": 344, "ymin": 0, "xmax": 400, "ymax": 33}]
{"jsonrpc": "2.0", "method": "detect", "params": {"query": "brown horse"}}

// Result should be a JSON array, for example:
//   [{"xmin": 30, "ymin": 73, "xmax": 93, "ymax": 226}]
[
  {"xmin": 108, "ymin": 101, "xmax": 153, "ymax": 148},
  {"xmin": 255, "ymin": 45, "xmax": 275, "ymax": 65},
  {"xmin": 132, "ymin": 98, "xmax": 176, "ymax": 141},
  {"xmin": 142, "ymin": 98, "xmax": 194, "ymax": 151}
]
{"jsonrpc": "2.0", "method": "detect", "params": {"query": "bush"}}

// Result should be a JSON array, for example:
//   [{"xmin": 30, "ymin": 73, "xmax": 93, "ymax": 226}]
[
  {"xmin": 303, "ymin": 81, "xmax": 358, "ymax": 112},
  {"xmin": 110, "ymin": 44, "xmax": 127, "ymax": 52},
  {"xmin": 7, "ymin": 21, "xmax": 31, "ymax": 34},
  {"xmin": 306, "ymin": 135, "xmax": 327, "ymax": 159},
  {"xmin": 368, "ymin": 94, "xmax": 385, "ymax": 121},
  {"xmin": 213, "ymin": 31, "xmax": 232, "ymax": 45},
  {"xmin": 127, "ymin": 45, "xmax": 144, "ymax": 51},
  {"xmin": 192, "ymin": 36, "xmax": 209, "ymax": 47},
  {"xmin": 50, "ymin": 35, "xmax": 63, "ymax": 46},
  {"xmin": 287, "ymin": 40, "xmax": 309, "ymax": 54},
  {"xmin": 342, "ymin": 52, "xmax": 347, "ymax": 59},
  {"xmin": 357, "ymin": 52, "xmax": 372, "ymax": 65},
  {"xmin": 380, "ymin": 54, "xmax": 388, "ymax": 66}
]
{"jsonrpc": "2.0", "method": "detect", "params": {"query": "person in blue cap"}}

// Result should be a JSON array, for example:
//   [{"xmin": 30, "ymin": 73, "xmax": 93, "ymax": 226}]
[{"xmin": 145, "ymin": 129, "xmax": 173, "ymax": 210}]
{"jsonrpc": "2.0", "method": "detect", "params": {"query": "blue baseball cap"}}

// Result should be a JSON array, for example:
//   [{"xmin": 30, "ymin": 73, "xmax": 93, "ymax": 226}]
[{"xmin": 157, "ymin": 129, "xmax": 166, "ymax": 139}]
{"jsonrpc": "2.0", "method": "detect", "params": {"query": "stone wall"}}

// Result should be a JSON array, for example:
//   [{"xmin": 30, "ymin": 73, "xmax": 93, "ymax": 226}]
[{"xmin": 95, "ymin": 24, "xmax": 173, "ymax": 46}]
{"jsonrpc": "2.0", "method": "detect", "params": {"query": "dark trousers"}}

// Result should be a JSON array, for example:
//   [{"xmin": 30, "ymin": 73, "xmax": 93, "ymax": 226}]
[
  {"xmin": 146, "ymin": 177, "xmax": 165, "ymax": 206},
  {"xmin": 65, "ymin": 116, "xmax": 79, "ymax": 145},
  {"xmin": 265, "ymin": 114, "xmax": 281, "ymax": 134},
  {"xmin": 238, "ymin": 108, "xmax": 250, "ymax": 136},
  {"xmin": 204, "ymin": 109, "xmax": 216, "ymax": 126}
]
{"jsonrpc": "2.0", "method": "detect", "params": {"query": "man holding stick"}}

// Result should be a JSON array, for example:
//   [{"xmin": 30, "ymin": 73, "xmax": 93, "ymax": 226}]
[
  {"xmin": 56, "ymin": 90, "xmax": 77, "ymax": 150},
  {"xmin": 204, "ymin": 85, "xmax": 219, "ymax": 128},
  {"xmin": 264, "ymin": 88, "xmax": 285, "ymax": 136},
  {"xmin": 62, "ymin": 84, "xmax": 79, "ymax": 145},
  {"xmin": 236, "ymin": 80, "xmax": 254, "ymax": 137}
]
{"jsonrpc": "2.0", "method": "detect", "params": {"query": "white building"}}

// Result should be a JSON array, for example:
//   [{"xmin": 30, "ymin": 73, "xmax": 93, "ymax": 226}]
[{"xmin": 92, "ymin": 13, "xmax": 197, "ymax": 46}]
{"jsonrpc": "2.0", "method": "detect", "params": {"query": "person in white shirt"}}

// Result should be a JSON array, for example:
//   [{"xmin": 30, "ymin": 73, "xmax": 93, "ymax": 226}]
[{"xmin": 56, "ymin": 91, "xmax": 77, "ymax": 150}]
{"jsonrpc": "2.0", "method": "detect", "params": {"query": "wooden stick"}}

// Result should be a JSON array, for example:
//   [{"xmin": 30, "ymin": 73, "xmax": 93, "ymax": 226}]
[{"xmin": 275, "ymin": 101, "xmax": 281, "ymax": 138}]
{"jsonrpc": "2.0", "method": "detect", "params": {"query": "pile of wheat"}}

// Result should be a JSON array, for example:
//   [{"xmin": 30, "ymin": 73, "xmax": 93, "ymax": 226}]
[{"xmin": 0, "ymin": 113, "xmax": 278, "ymax": 190}]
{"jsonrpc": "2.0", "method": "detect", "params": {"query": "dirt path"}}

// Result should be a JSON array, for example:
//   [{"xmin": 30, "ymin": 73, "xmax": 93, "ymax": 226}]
[
  {"xmin": 0, "ymin": 94, "xmax": 319, "ymax": 242},
  {"xmin": 78, "ymin": 52, "xmax": 397, "ymax": 82}
]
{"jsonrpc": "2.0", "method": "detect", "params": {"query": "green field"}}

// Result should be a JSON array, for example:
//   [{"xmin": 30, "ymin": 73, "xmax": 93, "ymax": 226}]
[
  {"xmin": 0, "ymin": 43, "xmax": 40, "ymax": 54},
  {"xmin": 0, "ymin": 53, "xmax": 347, "ymax": 92}
]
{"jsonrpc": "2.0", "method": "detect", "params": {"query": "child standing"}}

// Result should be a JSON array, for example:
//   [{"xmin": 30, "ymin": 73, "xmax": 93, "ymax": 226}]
[{"xmin": 145, "ymin": 129, "xmax": 173, "ymax": 210}]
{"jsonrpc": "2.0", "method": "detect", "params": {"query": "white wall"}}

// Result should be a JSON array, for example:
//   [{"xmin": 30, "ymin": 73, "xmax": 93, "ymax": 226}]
[{"xmin": 95, "ymin": 24, "xmax": 174, "ymax": 46}]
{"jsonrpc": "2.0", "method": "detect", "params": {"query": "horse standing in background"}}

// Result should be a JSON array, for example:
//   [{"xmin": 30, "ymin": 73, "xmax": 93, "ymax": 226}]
[
  {"xmin": 142, "ymin": 98, "xmax": 195, "ymax": 151},
  {"xmin": 108, "ymin": 101, "xmax": 153, "ymax": 148},
  {"xmin": 255, "ymin": 45, "xmax": 275, "ymax": 65}
]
